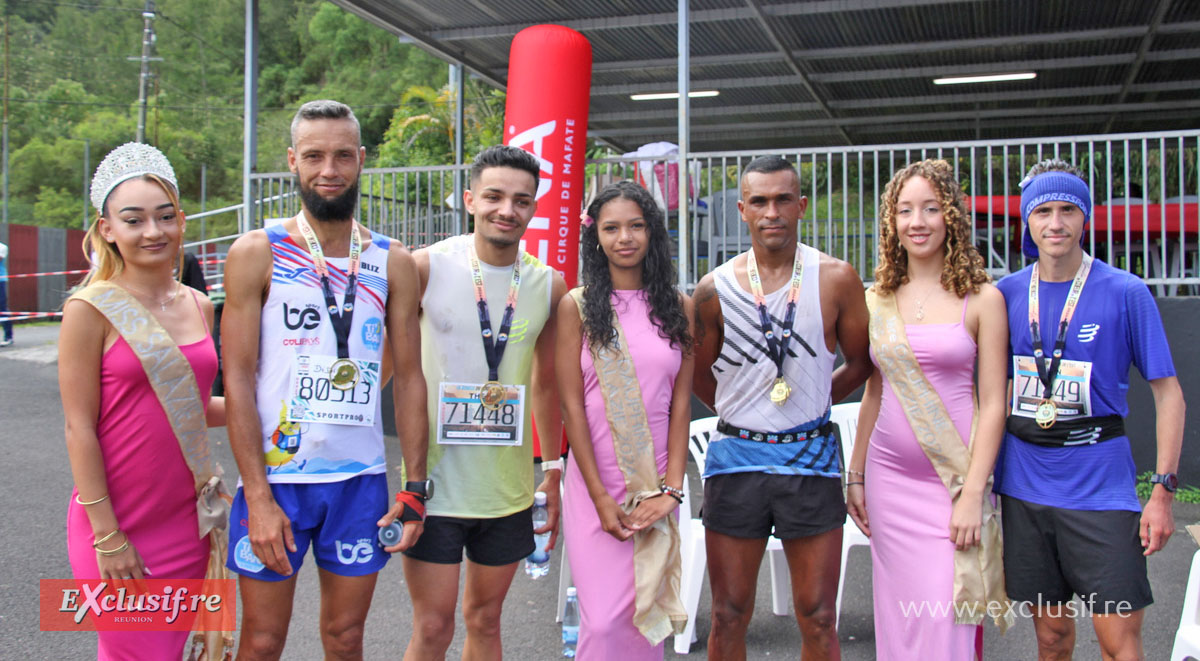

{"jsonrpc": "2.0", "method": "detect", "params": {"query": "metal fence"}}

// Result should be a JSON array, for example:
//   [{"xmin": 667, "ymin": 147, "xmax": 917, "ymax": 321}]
[
  {"xmin": 248, "ymin": 165, "xmax": 469, "ymax": 251},
  {"xmin": 246, "ymin": 129, "xmax": 1199, "ymax": 295}
]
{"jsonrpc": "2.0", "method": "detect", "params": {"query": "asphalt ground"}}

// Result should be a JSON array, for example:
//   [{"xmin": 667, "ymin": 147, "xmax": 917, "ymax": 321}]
[{"xmin": 3, "ymin": 322, "xmax": 1196, "ymax": 660}]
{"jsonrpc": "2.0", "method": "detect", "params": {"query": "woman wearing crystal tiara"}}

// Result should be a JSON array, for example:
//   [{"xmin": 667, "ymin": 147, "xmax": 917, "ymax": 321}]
[
  {"xmin": 59, "ymin": 143, "xmax": 227, "ymax": 659},
  {"xmin": 557, "ymin": 181, "xmax": 691, "ymax": 659},
  {"xmin": 846, "ymin": 159, "xmax": 1012, "ymax": 659}
]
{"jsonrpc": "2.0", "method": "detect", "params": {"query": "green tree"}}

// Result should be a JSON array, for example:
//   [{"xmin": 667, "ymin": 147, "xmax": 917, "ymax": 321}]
[
  {"xmin": 3, "ymin": 0, "xmax": 459, "ymax": 229},
  {"xmin": 34, "ymin": 186, "xmax": 85, "ymax": 229},
  {"xmin": 377, "ymin": 82, "xmax": 506, "ymax": 167}
]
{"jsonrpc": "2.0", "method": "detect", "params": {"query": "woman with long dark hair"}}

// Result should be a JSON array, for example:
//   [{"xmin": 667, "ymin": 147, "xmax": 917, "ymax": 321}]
[{"xmin": 556, "ymin": 181, "xmax": 692, "ymax": 659}]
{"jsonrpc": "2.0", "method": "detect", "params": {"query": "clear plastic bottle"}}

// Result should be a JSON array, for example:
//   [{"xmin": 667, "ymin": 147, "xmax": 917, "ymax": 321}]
[
  {"xmin": 525, "ymin": 491, "xmax": 550, "ymax": 578},
  {"xmin": 562, "ymin": 586, "xmax": 579, "ymax": 657}
]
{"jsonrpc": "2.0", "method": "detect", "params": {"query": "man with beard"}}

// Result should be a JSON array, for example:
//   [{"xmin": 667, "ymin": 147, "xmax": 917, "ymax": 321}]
[
  {"xmin": 401, "ymin": 145, "xmax": 566, "ymax": 660},
  {"xmin": 222, "ymin": 100, "xmax": 429, "ymax": 660}
]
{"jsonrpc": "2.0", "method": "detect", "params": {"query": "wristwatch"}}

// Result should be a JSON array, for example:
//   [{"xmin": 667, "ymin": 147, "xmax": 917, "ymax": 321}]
[
  {"xmin": 1150, "ymin": 473, "xmax": 1178, "ymax": 493},
  {"xmin": 405, "ymin": 479, "xmax": 435, "ymax": 501}
]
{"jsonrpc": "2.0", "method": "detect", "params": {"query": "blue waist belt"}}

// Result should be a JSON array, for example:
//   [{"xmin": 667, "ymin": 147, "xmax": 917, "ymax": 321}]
[{"xmin": 716, "ymin": 419, "xmax": 835, "ymax": 445}]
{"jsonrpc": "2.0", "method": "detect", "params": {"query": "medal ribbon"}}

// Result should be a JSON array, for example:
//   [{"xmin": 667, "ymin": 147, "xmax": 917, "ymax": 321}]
[
  {"xmin": 296, "ymin": 213, "xmax": 362, "ymax": 360},
  {"xmin": 468, "ymin": 243, "xmax": 521, "ymax": 382},
  {"xmin": 746, "ymin": 243, "xmax": 804, "ymax": 379},
  {"xmin": 1027, "ymin": 253, "xmax": 1093, "ymax": 402}
]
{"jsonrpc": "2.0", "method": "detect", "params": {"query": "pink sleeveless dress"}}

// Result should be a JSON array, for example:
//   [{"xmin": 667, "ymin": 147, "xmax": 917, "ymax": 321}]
[
  {"xmin": 563, "ymin": 290, "xmax": 682, "ymax": 661},
  {"xmin": 866, "ymin": 297, "xmax": 984, "ymax": 661},
  {"xmin": 65, "ymin": 294, "xmax": 217, "ymax": 660}
]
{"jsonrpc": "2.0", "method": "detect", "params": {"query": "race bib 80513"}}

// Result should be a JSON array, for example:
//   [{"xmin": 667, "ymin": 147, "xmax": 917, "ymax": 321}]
[{"xmin": 287, "ymin": 354, "xmax": 379, "ymax": 426}]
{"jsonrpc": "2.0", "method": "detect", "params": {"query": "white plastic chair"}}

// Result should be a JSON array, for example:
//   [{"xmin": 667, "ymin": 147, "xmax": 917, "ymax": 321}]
[
  {"xmin": 828, "ymin": 401, "xmax": 869, "ymax": 630},
  {"xmin": 675, "ymin": 416, "xmax": 791, "ymax": 654},
  {"xmin": 1172, "ymin": 549, "xmax": 1200, "ymax": 660}
]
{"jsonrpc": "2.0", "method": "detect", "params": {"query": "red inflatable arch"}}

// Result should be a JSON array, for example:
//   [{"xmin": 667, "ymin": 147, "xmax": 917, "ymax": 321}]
[
  {"xmin": 505, "ymin": 25, "xmax": 592, "ymax": 459},
  {"xmin": 504, "ymin": 24, "xmax": 592, "ymax": 288}
]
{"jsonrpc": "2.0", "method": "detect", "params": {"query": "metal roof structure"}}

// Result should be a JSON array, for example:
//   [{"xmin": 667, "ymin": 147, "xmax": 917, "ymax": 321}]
[{"xmin": 327, "ymin": 0, "xmax": 1200, "ymax": 152}]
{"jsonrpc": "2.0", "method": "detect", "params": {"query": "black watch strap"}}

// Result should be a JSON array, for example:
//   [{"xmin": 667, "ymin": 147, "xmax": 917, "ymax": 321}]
[
  {"xmin": 1150, "ymin": 473, "xmax": 1178, "ymax": 493},
  {"xmin": 405, "ymin": 480, "xmax": 432, "ymax": 501}
]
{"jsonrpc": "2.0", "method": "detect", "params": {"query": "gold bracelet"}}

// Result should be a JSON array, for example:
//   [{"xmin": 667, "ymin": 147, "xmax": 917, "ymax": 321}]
[
  {"xmin": 95, "ymin": 539, "xmax": 130, "ymax": 557},
  {"xmin": 93, "ymin": 528, "xmax": 122, "ymax": 548},
  {"xmin": 846, "ymin": 469, "xmax": 866, "ymax": 478},
  {"xmin": 75, "ymin": 493, "xmax": 110, "ymax": 506}
]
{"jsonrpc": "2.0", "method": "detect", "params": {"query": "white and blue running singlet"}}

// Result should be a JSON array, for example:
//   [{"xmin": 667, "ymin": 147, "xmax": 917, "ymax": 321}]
[
  {"xmin": 707, "ymin": 243, "xmax": 838, "ymax": 478},
  {"xmin": 254, "ymin": 223, "xmax": 391, "ymax": 483}
]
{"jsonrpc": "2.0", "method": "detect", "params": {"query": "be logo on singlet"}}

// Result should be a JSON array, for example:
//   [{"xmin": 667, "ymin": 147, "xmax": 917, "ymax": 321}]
[{"xmin": 284, "ymin": 303, "xmax": 321, "ymax": 330}]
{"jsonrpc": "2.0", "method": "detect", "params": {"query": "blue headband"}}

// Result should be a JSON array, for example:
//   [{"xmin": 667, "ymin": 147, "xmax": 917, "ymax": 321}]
[{"xmin": 1019, "ymin": 170, "xmax": 1091, "ymax": 258}]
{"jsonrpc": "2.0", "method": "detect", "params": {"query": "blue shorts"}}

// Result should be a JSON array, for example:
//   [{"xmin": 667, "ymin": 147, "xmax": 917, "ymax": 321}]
[{"xmin": 227, "ymin": 473, "xmax": 389, "ymax": 581}]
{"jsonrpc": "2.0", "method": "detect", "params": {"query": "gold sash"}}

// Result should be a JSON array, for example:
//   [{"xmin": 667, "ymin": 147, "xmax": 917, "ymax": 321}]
[
  {"xmin": 569, "ymin": 288, "xmax": 687, "ymax": 644},
  {"xmin": 865, "ymin": 287, "xmax": 1013, "ymax": 632},
  {"xmin": 71, "ymin": 281, "xmax": 234, "ymax": 658}
]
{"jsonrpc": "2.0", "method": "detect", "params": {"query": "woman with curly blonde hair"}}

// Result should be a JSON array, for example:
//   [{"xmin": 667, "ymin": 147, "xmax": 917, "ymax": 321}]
[{"xmin": 847, "ymin": 159, "xmax": 1013, "ymax": 659}]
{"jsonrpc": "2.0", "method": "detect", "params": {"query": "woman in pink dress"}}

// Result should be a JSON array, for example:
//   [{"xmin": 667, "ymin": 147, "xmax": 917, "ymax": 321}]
[
  {"xmin": 59, "ymin": 143, "xmax": 225, "ymax": 660},
  {"xmin": 556, "ymin": 181, "xmax": 693, "ymax": 660},
  {"xmin": 846, "ymin": 160, "xmax": 1010, "ymax": 660}
]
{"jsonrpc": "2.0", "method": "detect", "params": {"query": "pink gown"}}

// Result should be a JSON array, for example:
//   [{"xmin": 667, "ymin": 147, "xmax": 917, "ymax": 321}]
[
  {"xmin": 563, "ymin": 290, "xmax": 681, "ymax": 661},
  {"xmin": 866, "ymin": 298, "xmax": 984, "ymax": 661},
  {"xmin": 66, "ymin": 312, "xmax": 216, "ymax": 660}
]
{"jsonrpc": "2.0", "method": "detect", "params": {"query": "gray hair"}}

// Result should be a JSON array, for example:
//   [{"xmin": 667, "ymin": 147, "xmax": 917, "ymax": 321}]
[{"xmin": 290, "ymin": 99, "xmax": 361, "ymax": 147}]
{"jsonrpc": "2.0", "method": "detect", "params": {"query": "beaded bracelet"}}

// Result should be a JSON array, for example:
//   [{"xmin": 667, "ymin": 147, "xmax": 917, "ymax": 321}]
[
  {"xmin": 846, "ymin": 469, "xmax": 866, "ymax": 478},
  {"xmin": 659, "ymin": 483, "xmax": 684, "ymax": 503}
]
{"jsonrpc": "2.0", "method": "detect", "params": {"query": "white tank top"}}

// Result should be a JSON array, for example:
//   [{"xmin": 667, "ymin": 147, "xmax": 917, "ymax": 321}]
[
  {"xmin": 707, "ymin": 243, "xmax": 839, "ymax": 477},
  {"xmin": 253, "ymin": 223, "xmax": 390, "ymax": 483}
]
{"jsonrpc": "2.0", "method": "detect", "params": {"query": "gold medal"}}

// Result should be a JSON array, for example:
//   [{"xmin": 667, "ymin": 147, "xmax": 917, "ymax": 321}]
[
  {"xmin": 479, "ymin": 381, "xmax": 507, "ymax": 410},
  {"xmin": 1035, "ymin": 399, "xmax": 1057, "ymax": 429},
  {"xmin": 769, "ymin": 377, "xmax": 791, "ymax": 405},
  {"xmin": 330, "ymin": 359, "xmax": 360, "ymax": 391}
]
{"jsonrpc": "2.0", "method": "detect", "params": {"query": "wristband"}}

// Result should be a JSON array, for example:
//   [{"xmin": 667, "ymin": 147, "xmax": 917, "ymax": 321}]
[
  {"xmin": 395, "ymin": 491, "xmax": 426, "ymax": 523},
  {"xmin": 540, "ymin": 459, "xmax": 563, "ymax": 472}
]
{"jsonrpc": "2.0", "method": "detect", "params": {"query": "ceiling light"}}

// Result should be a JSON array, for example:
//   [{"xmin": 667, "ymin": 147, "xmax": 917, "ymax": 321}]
[
  {"xmin": 933, "ymin": 72, "xmax": 1037, "ymax": 85},
  {"xmin": 630, "ymin": 90, "xmax": 721, "ymax": 101}
]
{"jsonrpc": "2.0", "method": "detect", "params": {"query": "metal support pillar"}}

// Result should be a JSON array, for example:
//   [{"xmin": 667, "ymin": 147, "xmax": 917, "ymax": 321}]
[
  {"xmin": 677, "ymin": 0, "xmax": 690, "ymax": 287},
  {"xmin": 242, "ymin": 0, "xmax": 258, "ymax": 233},
  {"xmin": 451, "ymin": 63, "xmax": 466, "ymax": 234}
]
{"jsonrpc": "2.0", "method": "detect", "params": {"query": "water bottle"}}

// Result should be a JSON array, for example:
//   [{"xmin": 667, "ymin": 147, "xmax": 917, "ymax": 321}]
[
  {"xmin": 562, "ymin": 586, "xmax": 579, "ymax": 657},
  {"xmin": 525, "ymin": 491, "xmax": 550, "ymax": 578}
]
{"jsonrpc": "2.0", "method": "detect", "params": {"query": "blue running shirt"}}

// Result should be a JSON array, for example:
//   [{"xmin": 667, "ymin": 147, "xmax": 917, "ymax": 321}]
[{"xmin": 995, "ymin": 259, "xmax": 1175, "ymax": 511}]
